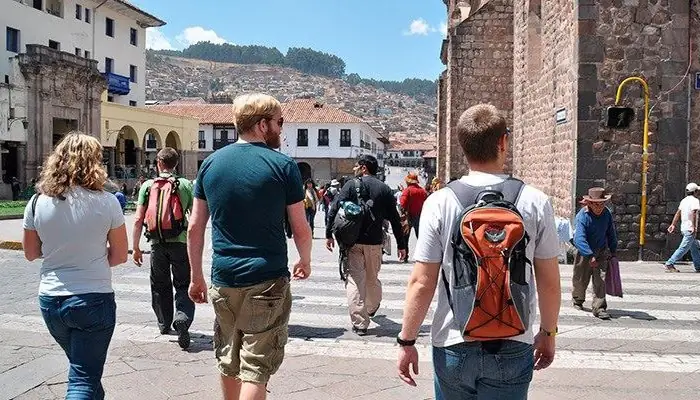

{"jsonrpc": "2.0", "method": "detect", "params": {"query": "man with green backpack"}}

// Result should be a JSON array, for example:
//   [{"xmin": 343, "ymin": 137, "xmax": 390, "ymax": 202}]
[{"xmin": 132, "ymin": 147, "xmax": 195, "ymax": 349}]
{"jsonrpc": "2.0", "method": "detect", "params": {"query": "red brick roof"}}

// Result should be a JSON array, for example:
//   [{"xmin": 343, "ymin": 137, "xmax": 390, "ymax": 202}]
[
  {"xmin": 423, "ymin": 150, "xmax": 437, "ymax": 158},
  {"xmin": 146, "ymin": 104, "xmax": 235, "ymax": 124},
  {"xmin": 282, "ymin": 99, "xmax": 364, "ymax": 124}
]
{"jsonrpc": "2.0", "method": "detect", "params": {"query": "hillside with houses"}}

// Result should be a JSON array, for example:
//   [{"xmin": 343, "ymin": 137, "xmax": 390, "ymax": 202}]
[{"xmin": 144, "ymin": 53, "xmax": 437, "ymax": 144}]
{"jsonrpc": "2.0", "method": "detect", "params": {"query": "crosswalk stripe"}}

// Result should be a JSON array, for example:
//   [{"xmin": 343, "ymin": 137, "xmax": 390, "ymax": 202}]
[{"xmin": 112, "ymin": 282, "xmax": 700, "ymax": 306}]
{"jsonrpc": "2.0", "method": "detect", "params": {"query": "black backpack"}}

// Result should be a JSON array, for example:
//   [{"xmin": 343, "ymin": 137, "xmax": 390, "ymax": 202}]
[
  {"xmin": 332, "ymin": 178, "xmax": 375, "ymax": 247},
  {"xmin": 445, "ymin": 178, "xmax": 533, "ymax": 340}
]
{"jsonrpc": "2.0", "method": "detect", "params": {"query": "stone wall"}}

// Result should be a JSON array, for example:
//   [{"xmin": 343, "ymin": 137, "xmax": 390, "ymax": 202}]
[
  {"xmin": 436, "ymin": 70, "xmax": 448, "ymax": 181},
  {"xmin": 441, "ymin": 0, "xmax": 514, "ymax": 180},
  {"xmin": 580, "ymin": 0, "xmax": 691, "ymax": 260},
  {"xmin": 688, "ymin": 0, "xmax": 700, "ymax": 183},
  {"xmin": 512, "ymin": 0, "xmax": 578, "ymax": 218}
]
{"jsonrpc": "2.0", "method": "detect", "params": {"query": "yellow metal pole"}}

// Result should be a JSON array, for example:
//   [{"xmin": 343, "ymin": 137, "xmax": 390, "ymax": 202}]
[{"xmin": 614, "ymin": 77, "xmax": 650, "ymax": 261}]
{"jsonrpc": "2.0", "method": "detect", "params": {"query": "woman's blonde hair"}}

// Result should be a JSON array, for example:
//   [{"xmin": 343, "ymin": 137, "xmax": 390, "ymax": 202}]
[
  {"xmin": 38, "ymin": 132, "xmax": 108, "ymax": 197},
  {"xmin": 232, "ymin": 93, "xmax": 282, "ymax": 133}
]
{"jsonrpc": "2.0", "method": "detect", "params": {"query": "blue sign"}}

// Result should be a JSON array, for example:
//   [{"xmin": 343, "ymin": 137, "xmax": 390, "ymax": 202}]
[{"xmin": 104, "ymin": 72, "xmax": 130, "ymax": 95}]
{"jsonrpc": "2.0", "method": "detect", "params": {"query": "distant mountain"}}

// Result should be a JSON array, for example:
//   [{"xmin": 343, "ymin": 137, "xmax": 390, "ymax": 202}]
[{"xmin": 145, "ymin": 53, "xmax": 438, "ymax": 140}]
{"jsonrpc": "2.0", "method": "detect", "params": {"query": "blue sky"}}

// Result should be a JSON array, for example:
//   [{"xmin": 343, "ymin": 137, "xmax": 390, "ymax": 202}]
[{"xmin": 132, "ymin": 0, "xmax": 447, "ymax": 81}]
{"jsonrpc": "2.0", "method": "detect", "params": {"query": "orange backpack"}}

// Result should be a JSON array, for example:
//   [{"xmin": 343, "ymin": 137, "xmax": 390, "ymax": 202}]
[
  {"xmin": 144, "ymin": 176, "xmax": 185, "ymax": 241},
  {"xmin": 446, "ymin": 178, "xmax": 531, "ymax": 340}
]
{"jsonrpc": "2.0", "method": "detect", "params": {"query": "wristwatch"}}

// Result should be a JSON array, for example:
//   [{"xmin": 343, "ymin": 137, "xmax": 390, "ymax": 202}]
[
  {"xmin": 396, "ymin": 336, "xmax": 416, "ymax": 347},
  {"xmin": 539, "ymin": 327, "xmax": 558, "ymax": 337}
]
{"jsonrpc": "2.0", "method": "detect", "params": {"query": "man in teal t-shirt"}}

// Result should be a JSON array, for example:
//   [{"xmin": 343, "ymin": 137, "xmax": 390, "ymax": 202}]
[
  {"xmin": 132, "ymin": 147, "xmax": 194, "ymax": 349},
  {"xmin": 187, "ymin": 93, "xmax": 312, "ymax": 398}
]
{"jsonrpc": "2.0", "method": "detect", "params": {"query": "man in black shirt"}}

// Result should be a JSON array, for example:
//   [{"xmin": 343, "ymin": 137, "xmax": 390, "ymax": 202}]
[{"xmin": 326, "ymin": 155, "xmax": 407, "ymax": 335}]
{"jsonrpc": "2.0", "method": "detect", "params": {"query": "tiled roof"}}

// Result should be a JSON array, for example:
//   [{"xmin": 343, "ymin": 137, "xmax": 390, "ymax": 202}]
[
  {"xmin": 423, "ymin": 150, "xmax": 437, "ymax": 158},
  {"xmin": 146, "ymin": 104, "xmax": 235, "ymax": 124},
  {"xmin": 169, "ymin": 97, "xmax": 208, "ymax": 104},
  {"xmin": 282, "ymin": 99, "xmax": 365, "ymax": 124}
]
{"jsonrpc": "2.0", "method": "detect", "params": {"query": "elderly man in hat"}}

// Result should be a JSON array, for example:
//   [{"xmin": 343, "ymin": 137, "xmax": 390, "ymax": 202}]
[
  {"xmin": 664, "ymin": 182, "xmax": 700, "ymax": 272},
  {"xmin": 572, "ymin": 187, "xmax": 618, "ymax": 320}
]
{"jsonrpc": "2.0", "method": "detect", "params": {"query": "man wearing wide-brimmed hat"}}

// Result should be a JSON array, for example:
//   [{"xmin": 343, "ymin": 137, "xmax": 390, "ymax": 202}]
[
  {"xmin": 664, "ymin": 182, "xmax": 700, "ymax": 272},
  {"xmin": 572, "ymin": 187, "xmax": 618, "ymax": 320}
]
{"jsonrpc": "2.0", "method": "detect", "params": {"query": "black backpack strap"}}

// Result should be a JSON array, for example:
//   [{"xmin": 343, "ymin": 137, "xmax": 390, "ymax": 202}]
[
  {"xmin": 448, "ymin": 177, "xmax": 525, "ymax": 207},
  {"xmin": 447, "ymin": 180, "xmax": 480, "ymax": 209},
  {"xmin": 441, "ymin": 268, "xmax": 452, "ymax": 309},
  {"xmin": 31, "ymin": 193, "xmax": 40, "ymax": 216}
]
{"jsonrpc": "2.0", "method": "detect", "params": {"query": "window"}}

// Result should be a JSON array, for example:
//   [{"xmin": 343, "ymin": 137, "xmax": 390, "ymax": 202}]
[
  {"xmin": 129, "ymin": 65, "xmax": 137, "ymax": 83},
  {"xmin": 340, "ymin": 129, "xmax": 351, "ymax": 147},
  {"xmin": 105, "ymin": 57, "xmax": 113, "ymax": 73},
  {"xmin": 129, "ymin": 100, "xmax": 137, "ymax": 107},
  {"xmin": 6, "ymin": 28, "xmax": 20, "ymax": 53},
  {"xmin": 105, "ymin": 17, "xmax": 114, "ymax": 37},
  {"xmin": 33, "ymin": 0, "xmax": 42, "ymax": 10},
  {"xmin": 198, "ymin": 131, "xmax": 206, "ymax": 149},
  {"xmin": 48, "ymin": 40, "xmax": 60, "ymax": 50},
  {"xmin": 75, "ymin": 4, "xmax": 82, "ymax": 19},
  {"xmin": 84, "ymin": 50, "xmax": 91, "ymax": 59},
  {"xmin": 297, "ymin": 129, "xmax": 308, "ymax": 147},
  {"xmin": 85, "ymin": 8, "xmax": 91, "ymax": 23},
  {"xmin": 318, "ymin": 129, "xmax": 329, "ymax": 146},
  {"xmin": 75, "ymin": 47, "xmax": 81, "ymax": 56},
  {"xmin": 107, "ymin": 96, "xmax": 114, "ymax": 102},
  {"xmin": 130, "ymin": 28, "xmax": 137, "ymax": 46}
]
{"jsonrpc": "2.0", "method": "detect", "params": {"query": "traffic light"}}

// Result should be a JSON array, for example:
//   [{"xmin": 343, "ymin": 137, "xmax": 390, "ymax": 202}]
[{"xmin": 606, "ymin": 106, "xmax": 635, "ymax": 129}]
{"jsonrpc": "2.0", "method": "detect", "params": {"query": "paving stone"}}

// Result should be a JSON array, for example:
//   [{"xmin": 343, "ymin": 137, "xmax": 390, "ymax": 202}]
[{"xmin": 0, "ymin": 353, "xmax": 66, "ymax": 400}]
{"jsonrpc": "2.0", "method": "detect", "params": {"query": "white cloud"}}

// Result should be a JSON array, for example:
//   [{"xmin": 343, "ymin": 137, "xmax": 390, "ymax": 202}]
[
  {"xmin": 439, "ymin": 22, "xmax": 448, "ymax": 36},
  {"xmin": 404, "ymin": 19, "xmax": 431, "ymax": 36},
  {"xmin": 146, "ymin": 28, "xmax": 175, "ymax": 50},
  {"xmin": 175, "ymin": 26, "xmax": 230, "ymax": 47}
]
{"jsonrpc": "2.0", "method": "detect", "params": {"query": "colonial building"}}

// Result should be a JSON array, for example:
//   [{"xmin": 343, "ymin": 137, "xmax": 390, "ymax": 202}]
[
  {"xmin": 146, "ymin": 103, "xmax": 238, "ymax": 169},
  {"xmin": 0, "ymin": 0, "xmax": 198, "ymax": 198},
  {"xmin": 281, "ymin": 99, "xmax": 388, "ymax": 183},
  {"xmin": 385, "ymin": 141, "xmax": 436, "ymax": 168},
  {"xmin": 436, "ymin": 0, "xmax": 698, "ymax": 260}
]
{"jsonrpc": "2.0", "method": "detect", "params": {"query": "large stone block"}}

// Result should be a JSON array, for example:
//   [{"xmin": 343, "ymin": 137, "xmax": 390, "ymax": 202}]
[
  {"xmin": 579, "ymin": 36, "xmax": 605, "ymax": 62},
  {"xmin": 577, "ymin": 158, "xmax": 607, "ymax": 180},
  {"xmin": 657, "ymin": 118, "xmax": 687, "ymax": 145}
]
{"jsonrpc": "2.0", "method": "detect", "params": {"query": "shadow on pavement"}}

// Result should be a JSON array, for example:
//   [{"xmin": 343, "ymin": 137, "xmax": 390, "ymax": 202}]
[
  {"xmin": 608, "ymin": 309, "xmax": 658, "ymax": 321},
  {"xmin": 289, "ymin": 324, "xmax": 346, "ymax": 339}
]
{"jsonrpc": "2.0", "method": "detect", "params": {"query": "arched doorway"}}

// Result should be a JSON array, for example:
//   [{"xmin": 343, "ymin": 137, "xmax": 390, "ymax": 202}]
[
  {"xmin": 297, "ymin": 162, "xmax": 312, "ymax": 182},
  {"xmin": 143, "ymin": 128, "xmax": 162, "ymax": 177},
  {"xmin": 115, "ymin": 126, "xmax": 139, "ymax": 180},
  {"xmin": 165, "ymin": 131, "xmax": 182, "ymax": 174}
]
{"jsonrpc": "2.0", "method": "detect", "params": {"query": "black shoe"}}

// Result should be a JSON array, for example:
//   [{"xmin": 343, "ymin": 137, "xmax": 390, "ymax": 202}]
[
  {"xmin": 594, "ymin": 310, "xmax": 611, "ymax": 320},
  {"xmin": 173, "ymin": 320, "xmax": 191, "ymax": 349},
  {"xmin": 352, "ymin": 326, "xmax": 368, "ymax": 336},
  {"xmin": 159, "ymin": 326, "xmax": 171, "ymax": 335},
  {"xmin": 573, "ymin": 302, "xmax": 584, "ymax": 311}
]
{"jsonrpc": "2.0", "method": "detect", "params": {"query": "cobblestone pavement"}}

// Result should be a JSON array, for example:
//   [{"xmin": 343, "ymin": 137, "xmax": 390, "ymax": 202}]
[{"xmin": 2, "ymin": 211, "xmax": 700, "ymax": 399}]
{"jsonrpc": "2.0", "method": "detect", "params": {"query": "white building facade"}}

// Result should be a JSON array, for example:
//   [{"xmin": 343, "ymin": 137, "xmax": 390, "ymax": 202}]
[
  {"xmin": 2, "ymin": 0, "xmax": 162, "ymax": 108},
  {"xmin": 281, "ymin": 100, "xmax": 388, "ymax": 183}
]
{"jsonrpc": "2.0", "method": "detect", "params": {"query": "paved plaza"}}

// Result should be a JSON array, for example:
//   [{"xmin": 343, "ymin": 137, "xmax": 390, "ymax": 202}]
[{"xmin": 1, "ymin": 204, "xmax": 700, "ymax": 399}]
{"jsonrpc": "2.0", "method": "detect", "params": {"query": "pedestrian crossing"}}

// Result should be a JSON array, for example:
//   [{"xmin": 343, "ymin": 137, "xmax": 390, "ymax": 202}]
[{"xmin": 3, "ymin": 244, "xmax": 700, "ymax": 375}]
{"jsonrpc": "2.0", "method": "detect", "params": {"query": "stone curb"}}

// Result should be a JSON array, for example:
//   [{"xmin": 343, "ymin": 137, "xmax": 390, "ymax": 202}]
[{"xmin": 0, "ymin": 241, "xmax": 23, "ymax": 250}]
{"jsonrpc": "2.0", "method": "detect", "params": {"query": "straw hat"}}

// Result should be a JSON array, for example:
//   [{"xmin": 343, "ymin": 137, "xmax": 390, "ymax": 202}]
[{"xmin": 582, "ymin": 187, "xmax": 611, "ymax": 203}]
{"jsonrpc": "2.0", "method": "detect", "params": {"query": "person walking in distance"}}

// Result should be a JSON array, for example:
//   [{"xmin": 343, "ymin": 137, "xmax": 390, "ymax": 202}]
[
  {"xmin": 187, "ymin": 93, "xmax": 312, "ymax": 400},
  {"xmin": 303, "ymin": 179, "xmax": 319, "ymax": 237},
  {"xmin": 326, "ymin": 155, "xmax": 407, "ymax": 336},
  {"xmin": 664, "ymin": 182, "xmax": 700, "ymax": 272},
  {"xmin": 400, "ymin": 172, "xmax": 428, "ymax": 261},
  {"xmin": 23, "ymin": 133, "xmax": 129, "ymax": 399},
  {"xmin": 572, "ymin": 187, "xmax": 618, "ymax": 320},
  {"xmin": 397, "ymin": 104, "xmax": 561, "ymax": 399},
  {"xmin": 132, "ymin": 148, "xmax": 195, "ymax": 349}
]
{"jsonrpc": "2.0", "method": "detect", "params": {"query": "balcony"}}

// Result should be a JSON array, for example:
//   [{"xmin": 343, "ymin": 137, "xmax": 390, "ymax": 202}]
[
  {"xmin": 213, "ymin": 138, "xmax": 236, "ymax": 150},
  {"xmin": 103, "ymin": 72, "xmax": 130, "ymax": 95}
]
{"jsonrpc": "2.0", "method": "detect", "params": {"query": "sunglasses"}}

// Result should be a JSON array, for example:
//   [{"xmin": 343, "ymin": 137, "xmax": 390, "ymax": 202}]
[
  {"xmin": 505, "ymin": 127, "xmax": 511, "ymax": 137},
  {"xmin": 260, "ymin": 117, "xmax": 284, "ymax": 128}
]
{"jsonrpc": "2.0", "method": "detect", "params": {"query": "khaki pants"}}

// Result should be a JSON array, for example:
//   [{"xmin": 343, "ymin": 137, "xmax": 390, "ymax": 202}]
[
  {"xmin": 572, "ymin": 248, "xmax": 610, "ymax": 313},
  {"xmin": 346, "ymin": 244, "xmax": 383, "ymax": 329}
]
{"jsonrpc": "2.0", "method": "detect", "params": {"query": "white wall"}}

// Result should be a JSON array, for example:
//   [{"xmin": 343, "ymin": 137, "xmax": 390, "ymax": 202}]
[
  {"xmin": 197, "ymin": 123, "xmax": 214, "ymax": 152},
  {"xmin": 0, "ymin": 63, "xmax": 28, "ymax": 142},
  {"xmin": 281, "ymin": 122, "xmax": 385, "ymax": 160},
  {"xmin": 1, "ymin": 0, "xmax": 149, "ymax": 106}
]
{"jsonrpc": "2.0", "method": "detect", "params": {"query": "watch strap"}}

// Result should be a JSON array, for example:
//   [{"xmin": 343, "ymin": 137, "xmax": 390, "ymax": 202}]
[
  {"xmin": 539, "ymin": 327, "xmax": 558, "ymax": 337},
  {"xmin": 396, "ymin": 336, "xmax": 416, "ymax": 346}
]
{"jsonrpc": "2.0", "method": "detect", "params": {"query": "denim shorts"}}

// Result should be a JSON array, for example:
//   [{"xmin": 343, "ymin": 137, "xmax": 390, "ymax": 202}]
[{"xmin": 433, "ymin": 340, "xmax": 534, "ymax": 400}]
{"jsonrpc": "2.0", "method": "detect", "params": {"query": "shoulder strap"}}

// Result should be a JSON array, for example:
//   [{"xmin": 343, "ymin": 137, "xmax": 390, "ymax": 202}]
[
  {"xmin": 31, "ymin": 193, "xmax": 40, "ymax": 216},
  {"xmin": 447, "ymin": 177, "xmax": 525, "ymax": 208}
]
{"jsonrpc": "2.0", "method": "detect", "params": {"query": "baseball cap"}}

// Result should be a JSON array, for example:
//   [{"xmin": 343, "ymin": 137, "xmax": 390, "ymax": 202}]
[{"xmin": 686, "ymin": 183, "xmax": 698, "ymax": 192}]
